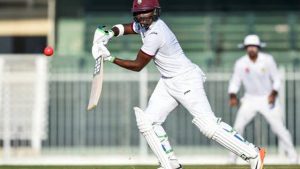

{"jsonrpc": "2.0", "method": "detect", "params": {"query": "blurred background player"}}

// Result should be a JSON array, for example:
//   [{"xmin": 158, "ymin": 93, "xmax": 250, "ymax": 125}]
[
  {"xmin": 92, "ymin": 0, "xmax": 266, "ymax": 168},
  {"xmin": 228, "ymin": 34, "xmax": 298, "ymax": 164}
]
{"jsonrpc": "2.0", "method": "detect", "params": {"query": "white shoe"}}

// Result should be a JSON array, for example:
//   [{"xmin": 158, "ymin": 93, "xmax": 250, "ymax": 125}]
[
  {"xmin": 157, "ymin": 159, "xmax": 183, "ymax": 169},
  {"xmin": 287, "ymin": 151, "xmax": 299, "ymax": 164},
  {"xmin": 289, "ymin": 155, "xmax": 299, "ymax": 164},
  {"xmin": 157, "ymin": 164, "xmax": 182, "ymax": 169},
  {"xmin": 250, "ymin": 147, "xmax": 266, "ymax": 169},
  {"xmin": 227, "ymin": 153, "xmax": 238, "ymax": 164}
]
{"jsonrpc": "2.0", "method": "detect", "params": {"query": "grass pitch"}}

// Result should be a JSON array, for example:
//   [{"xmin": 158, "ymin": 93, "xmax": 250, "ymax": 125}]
[{"xmin": 0, "ymin": 165, "xmax": 300, "ymax": 169}]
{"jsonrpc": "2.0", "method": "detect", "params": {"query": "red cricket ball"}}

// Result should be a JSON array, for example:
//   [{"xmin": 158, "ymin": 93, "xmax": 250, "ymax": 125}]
[{"xmin": 44, "ymin": 46, "xmax": 54, "ymax": 56}]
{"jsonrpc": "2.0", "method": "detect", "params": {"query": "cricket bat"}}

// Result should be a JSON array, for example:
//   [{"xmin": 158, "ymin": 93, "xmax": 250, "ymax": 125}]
[{"xmin": 87, "ymin": 56, "xmax": 104, "ymax": 111}]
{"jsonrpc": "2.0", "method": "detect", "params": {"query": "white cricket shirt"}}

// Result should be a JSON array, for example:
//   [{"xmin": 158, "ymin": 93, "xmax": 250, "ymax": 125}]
[
  {"xmin": 133, "ymin": 19, "xmax": 196, "ymax": 78},
  {"xmin": 228, "ymin": 52, "xmax": 280, "ymax": 96}
]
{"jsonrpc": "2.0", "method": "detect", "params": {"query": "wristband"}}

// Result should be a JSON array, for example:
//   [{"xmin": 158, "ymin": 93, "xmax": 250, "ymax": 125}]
[{"xmin": 112, "ymin": 24, "xmax": 125, "ymax": 37}]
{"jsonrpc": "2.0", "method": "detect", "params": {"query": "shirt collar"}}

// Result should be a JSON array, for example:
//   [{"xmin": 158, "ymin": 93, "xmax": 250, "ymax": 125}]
[
  {"xmin": 246, "ymin": 52, "xmax": 262, "ymax": 63},
  {"xmin": 148, "ymin": 19, "xmax": 158, "ymax": 30}
]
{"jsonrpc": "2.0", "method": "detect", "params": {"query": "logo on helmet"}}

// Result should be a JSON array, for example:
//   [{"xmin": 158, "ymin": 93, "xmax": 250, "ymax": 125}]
[{"xmin": 132, "ymin": 0, "xmax": 160, "ymax": 13}]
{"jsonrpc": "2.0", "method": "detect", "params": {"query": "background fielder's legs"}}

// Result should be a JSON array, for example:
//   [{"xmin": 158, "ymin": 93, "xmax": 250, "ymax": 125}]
[
  {"xmin": 233, "ymin": 96, "xmax": 298, "ymax": 163},
  {"xmin": 232, "ymin": 98, "xmax": 258, "ymax": 136},
  {"xmin": 260, "ymin": 99, "xmax": 298, "ymax": 163}
]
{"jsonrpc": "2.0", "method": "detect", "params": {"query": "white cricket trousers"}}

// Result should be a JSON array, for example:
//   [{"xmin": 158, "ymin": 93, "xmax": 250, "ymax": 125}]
[
  {"xmin": 144, "ymin": 66, "xmax": 214, "ymax": 123},
  {"xmin": 233, "ymin": 95, "xmax": 298, "ymax": 160}
]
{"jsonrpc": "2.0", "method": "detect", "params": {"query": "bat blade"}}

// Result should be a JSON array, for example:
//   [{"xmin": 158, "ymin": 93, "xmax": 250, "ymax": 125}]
[{"xmin": 87, "ymin": 56, "xmax": 104, "ymax": 111}]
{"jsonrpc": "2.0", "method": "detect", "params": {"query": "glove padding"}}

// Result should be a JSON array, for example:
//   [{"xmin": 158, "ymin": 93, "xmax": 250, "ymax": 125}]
[
  {"xmin": 92, "ymin": 43, "xmax": 115, "ymax": 62},
  {"xmin": 93, "ymin": 26, "xmax": 114, "ymax": 45},
  {"xmin": 92, "ymin": 43, "xmax": 111, "ymax": 60}
]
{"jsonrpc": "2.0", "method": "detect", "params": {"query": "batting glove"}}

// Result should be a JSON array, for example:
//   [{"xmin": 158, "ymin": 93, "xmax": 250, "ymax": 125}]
[
  {"xmin": 93, "ymin": 25, "xmax": 114, "ymax": 45},
  {"xmin": 91, "ymin": 43, "xmax": 115, "ymax": 63},
  {"xmin": 92, "ymin": 43, "xmax": 110, "ymax": 59}
]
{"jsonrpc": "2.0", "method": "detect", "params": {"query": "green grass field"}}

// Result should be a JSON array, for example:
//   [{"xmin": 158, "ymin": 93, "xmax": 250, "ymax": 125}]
[{"xmin": 0, "ymin": 165, "xmax": 300, "ymax": 169}]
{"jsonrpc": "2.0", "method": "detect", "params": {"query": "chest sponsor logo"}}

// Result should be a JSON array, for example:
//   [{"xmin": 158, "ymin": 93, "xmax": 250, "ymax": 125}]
[
  {"xmin": 149, "ymin": 32, "xmax": 158, "ymax": 35},
  {"xmin": 245, "ymin": 67, "xmax": 250, "ymax": 73},
  {"xmin": 184, "ymin": 90, "xmax": 191, "ymax": 95}
]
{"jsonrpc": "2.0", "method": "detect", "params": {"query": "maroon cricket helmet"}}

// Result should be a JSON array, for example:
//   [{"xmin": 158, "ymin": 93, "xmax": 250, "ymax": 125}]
[{"xmin": 132, "ymin": 0, "xmax": 160, "ymax": 13}]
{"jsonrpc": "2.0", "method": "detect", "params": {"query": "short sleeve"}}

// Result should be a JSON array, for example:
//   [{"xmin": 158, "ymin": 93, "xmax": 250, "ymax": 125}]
[
  {"xmin": 228, "ymin": 61, "xmax": 242, "ymax": 94},
  {"xmin": 268, "ymin": 56, "xmax": 281, "ymax": 91},
  {"xmin": 141, "ymin": 32, "xmax": 162, "ymax": 56}
]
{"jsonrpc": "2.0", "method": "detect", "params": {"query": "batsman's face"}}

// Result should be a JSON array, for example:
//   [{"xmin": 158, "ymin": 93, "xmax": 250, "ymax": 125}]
[
  {"xmin": 134, "ymin": 11, "xmax": 154, "ymax": 29},
  {"xmin": 246, "ymin": 46, "xmax": 259, "ymax": 58}
]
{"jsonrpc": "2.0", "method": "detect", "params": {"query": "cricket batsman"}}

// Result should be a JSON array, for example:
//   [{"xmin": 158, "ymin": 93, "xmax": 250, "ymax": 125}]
[{"xmin": 91, "ymin": 0, "xmax": 266, "ymax": 168}]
